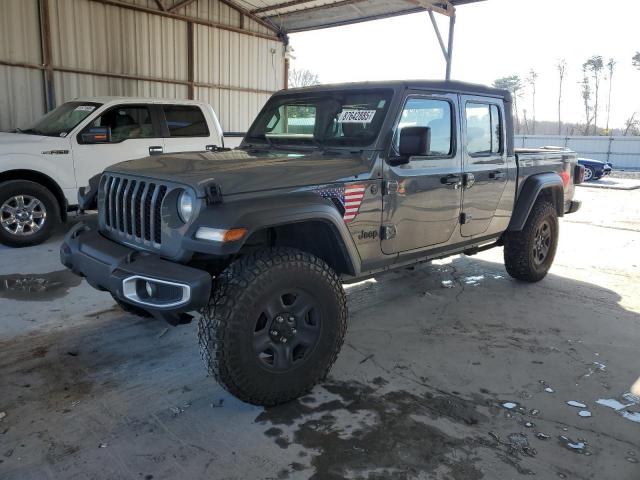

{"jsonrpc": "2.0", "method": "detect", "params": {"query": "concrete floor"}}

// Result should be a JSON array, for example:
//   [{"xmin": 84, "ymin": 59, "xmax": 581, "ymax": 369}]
[{"xmin": 0, "ymin": 187, "xmax": 639, "ymax": 480}]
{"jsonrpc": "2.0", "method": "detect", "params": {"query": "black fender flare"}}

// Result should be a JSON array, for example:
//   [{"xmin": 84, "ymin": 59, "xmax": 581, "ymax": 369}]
[
  {"xmin": 181, "ymin": 192, "xmax": 362, "ymax": 275},
  {"xmin": 507, "ymin": 172, "xmax": 564, "ymax": 231}
]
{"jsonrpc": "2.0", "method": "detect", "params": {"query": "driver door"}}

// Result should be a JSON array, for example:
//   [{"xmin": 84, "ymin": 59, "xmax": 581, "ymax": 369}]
[
  {"xmin": 381, "ymin": 93, "xmax": 463, "ymax": 254},
  {"xmin": 72, "ymin": 104, "xmax": 164, "ymax": 188}
]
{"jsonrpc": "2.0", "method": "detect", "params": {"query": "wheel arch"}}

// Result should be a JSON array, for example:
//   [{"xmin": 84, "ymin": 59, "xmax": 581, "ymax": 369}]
[
  {"xmin": 507, "ymin": 172, "xmax": 564, "ymax": 231},
  {"xmin": 241, "ymin": 219, "xmax": 358, "ymax": 277},
  {"xmin": 0, "ymin": 169, "xmax": 68, "ymax": 221},
  {"xmin": 190, "ymin": 193, "xmax": 362, "ymax": 277}
]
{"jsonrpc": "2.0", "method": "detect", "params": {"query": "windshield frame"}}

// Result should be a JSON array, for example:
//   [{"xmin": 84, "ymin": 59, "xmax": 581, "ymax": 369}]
[
  {"xmin": 19, "ymin": 101, "xmax": 102, "ymax": 137},
  {"xmin": 244, "ymin": 88, "xmax": 395, "ymax": 151}
]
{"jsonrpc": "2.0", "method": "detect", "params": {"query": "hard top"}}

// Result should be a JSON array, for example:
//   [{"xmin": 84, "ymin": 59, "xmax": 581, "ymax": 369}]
[{"xmin": 276, "ymin": 80, "xmax": 511, "ymax": 101}]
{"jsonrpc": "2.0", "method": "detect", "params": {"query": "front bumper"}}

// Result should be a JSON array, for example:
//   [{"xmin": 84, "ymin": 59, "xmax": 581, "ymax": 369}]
[{"xmin": 60, "ymin": 223, "xmax": 212, "ymax": 324}]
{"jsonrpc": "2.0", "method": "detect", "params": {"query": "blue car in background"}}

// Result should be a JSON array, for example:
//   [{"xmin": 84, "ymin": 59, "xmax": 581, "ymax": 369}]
[{"xmin": 578, "ymin": 158, "xmax": 613, "ymax": 181}]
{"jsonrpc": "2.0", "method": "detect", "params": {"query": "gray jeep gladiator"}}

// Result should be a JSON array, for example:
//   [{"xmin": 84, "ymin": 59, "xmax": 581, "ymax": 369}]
[{"xmin": 61, "ymin": 80, "xmax": 583, "ymax": 406}]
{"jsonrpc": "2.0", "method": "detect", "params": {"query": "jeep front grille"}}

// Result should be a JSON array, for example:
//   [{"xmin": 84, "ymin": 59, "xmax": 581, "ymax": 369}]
[{"xmin": 101, "ymin": 174, "xmax": 167, "ymax": 247}]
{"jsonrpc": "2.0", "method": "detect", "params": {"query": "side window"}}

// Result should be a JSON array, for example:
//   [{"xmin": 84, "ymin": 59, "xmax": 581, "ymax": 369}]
[
  {"xmin": 163, "ymin": 105, "xmax": 209, "ymax": 137},
  {"xmin": 88, "ymin": 105, "xmax": 156, "ymax": 142},
  {"xmin": 465, "ymin": 102, "xmax": 502, "ymax": 155},
  {"xmin": 490, "ymin": 105, "xmax": 502, "ymax": 154},
  {"xmin": 394, "ymin": 98, "xmax": 452, "ymax": 157}
]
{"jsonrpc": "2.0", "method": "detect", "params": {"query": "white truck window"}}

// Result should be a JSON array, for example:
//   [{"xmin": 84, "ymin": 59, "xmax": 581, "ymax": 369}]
[
  {"xmin": 163, "ymin": 105, "xmax": 209, "ymax": 137},
  {"xmin": 89, "ymin": 106, "xmax": 156, "ymax": 142}
]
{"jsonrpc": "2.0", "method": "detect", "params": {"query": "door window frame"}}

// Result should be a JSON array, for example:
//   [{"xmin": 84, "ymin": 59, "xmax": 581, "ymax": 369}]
[
  {"xmin": 76, "ymin": 103, "xmax": 163, "ymax": 145},
  {"xmin": 463, "ymin": 100, "xmax": 505, "ymax": 158},
  {"xmin": 387, "ymin": 93, "xmax": 458, "ymax": 163}
]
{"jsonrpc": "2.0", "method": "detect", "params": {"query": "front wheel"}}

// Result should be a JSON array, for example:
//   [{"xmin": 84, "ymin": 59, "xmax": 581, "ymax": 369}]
[
  {"xmin": 583, "ymin": 166, "xmax": 595, "ymax": 181},
  {"xmin": 503, "ymin": 200, "xmax": 559, "ymax": 282},
  {"xmin": 198, "ymin": 247, "xmax": 348, "ymax": 406},
  {"xmin": 0, "ymin": 180, "xmax": 60, "ymax": 247}
]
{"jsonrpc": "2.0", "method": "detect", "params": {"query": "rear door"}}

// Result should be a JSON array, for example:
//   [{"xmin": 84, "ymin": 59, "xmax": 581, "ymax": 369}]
[
  {"xmin": 381, "ymin": 92, "xmax": 463, "ymax": 254},
  {"xmin": 460, "ymin": 97, "xmax": 508, "ymax": 237},
  {"xmin": 160, "ymin": 104, "xmax": 217, "ymax": 153}
]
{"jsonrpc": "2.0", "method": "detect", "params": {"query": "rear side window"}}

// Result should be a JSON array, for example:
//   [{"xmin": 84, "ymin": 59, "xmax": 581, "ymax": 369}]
[
  {"xmin": 465, "ymin": 102, "xmax": 502, "ymax": 155},
  {"xmin": 163, "ymin": 105, "xmax": 209, "ymax": 137}
]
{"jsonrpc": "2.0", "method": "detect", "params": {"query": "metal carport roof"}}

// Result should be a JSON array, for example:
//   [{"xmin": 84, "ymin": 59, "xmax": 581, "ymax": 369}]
[
  {"xmin": 239, "ymin": 0, "xmax": 484, "ymax": 33},
  {"xmin": 227, "ymin": 0, "xmax": 485, "ymax": 80}
]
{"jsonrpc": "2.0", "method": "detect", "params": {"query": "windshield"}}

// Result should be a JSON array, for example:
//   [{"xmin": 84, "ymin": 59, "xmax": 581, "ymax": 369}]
[
  {"xmin": 245, "ymin": 89, "xmax": 393, "ymax": 149},
  {"xmin": 19, "ymin": 101, "xmax": 102, "ymax": 137}
]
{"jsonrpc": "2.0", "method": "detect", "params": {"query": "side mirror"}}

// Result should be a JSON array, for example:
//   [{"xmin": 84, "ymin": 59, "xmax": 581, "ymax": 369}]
[
  {"xmin": 81, "ymin": 126, "xmax": 111, "ymax": 144},
  {"xmin": 399, "ymin": 126, "xmax": 431, "ymax": 158}
]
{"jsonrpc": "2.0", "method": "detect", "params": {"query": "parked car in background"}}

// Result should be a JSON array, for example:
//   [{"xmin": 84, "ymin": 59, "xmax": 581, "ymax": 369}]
[
  {"xmin": 0, "ymin": 97, "xmax": 226, "ymax": 247},
  {"xmin": 579, "ymin": 157, "xmax": 612, "ymax": 181}
]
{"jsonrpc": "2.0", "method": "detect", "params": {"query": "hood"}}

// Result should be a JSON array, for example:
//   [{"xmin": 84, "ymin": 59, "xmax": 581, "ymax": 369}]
[
  {"xmin": 578, "ymin": 157, "xmax": 605, "ymax": 166},
  {"xmin": 0, "ymin": 132, "xmax": 69, "ymax": 155},
  {"xmin": 106, "ymin": 149, "xmax": 372, "ymax": 196}
]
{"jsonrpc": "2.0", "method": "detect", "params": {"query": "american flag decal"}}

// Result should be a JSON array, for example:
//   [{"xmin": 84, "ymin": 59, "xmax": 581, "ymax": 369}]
[{"xmin": 317, "ymin": 184, "xmax": 366, "ymax": 223}]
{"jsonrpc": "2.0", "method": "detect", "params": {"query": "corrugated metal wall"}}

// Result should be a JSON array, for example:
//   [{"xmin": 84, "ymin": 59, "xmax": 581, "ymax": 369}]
[
  {"xmin": 0, "ymin": 0, "xmax": 45, "ymax": 130},
  {"xmin": 0, "ymin": 0, "xmax": 285, "ymax": 132},
  {"xmin": 515, "ymin": 135, "xmax": 640, "ymax": 169}
]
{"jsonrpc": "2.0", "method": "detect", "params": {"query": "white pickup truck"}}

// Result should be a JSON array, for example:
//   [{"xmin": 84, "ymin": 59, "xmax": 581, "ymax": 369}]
[{"xmin": 0, "ymin": 97, "xmax": 228, "ymax": 247}]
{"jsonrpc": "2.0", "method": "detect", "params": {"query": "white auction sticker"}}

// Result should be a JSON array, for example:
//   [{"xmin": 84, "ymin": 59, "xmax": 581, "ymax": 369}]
[
  {"xmin": 338, "ymin": 109, "xmax": 376, "ymax": 124},
  {"xmin": 75, "ymin": 105, "xmax": 96, "ymax": 112}
]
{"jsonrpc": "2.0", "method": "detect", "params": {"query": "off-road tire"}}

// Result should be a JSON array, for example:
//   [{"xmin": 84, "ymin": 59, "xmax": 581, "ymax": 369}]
[
  {"xmin": 111, "ymin": 294, "xmax": 153, "ymax": 318},
  {"xmin": 0, "ymin": 180, "xmax": 60, "ymax": 247},
  {"xmin": 198, "ymin": 247, "xmax": 348, "ymax": 406},
  {"xmin": 504, "ymin": 200, "xmax": 558, "ymax": 282}
]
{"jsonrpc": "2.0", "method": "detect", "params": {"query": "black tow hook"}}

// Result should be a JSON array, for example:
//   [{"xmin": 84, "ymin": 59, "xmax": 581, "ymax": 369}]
[{"xmin": 151, "ymin": 311, "xmax": 194, "ymax": 326}]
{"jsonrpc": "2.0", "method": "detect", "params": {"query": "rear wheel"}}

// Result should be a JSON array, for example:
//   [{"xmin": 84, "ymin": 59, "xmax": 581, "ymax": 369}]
[
  {"xmin": 0, "ymin": 180, "xmax": 60, "ymax": 247},
  {"xmin": 504, "ymin": 200, "xmax": 559, "ymax": 282},
  {"xmin": 198, "ymin": 247, "xmax": 347, "ymax": 406}
]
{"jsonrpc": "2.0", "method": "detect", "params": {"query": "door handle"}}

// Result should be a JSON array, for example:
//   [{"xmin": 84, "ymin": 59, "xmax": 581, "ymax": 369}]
[
  {"xmin": 441, "ymin": 174, "xmax": 462, "ymax": 189},
  {"xmin": 463, "ymin": 172, "xmax": 475, "ymax": 188},
  {"xmin": 489, "ymin": 171, "xmax": 505, "ymax": 180},
  {"xmin": 149, "ymin": 145, "xmax": 163, "ymax": 155}
]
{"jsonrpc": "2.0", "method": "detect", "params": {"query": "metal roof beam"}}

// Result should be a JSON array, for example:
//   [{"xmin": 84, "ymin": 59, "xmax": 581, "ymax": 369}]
[
  {"xmin": 428, "ymin": 9, "xmax": 448, "ymax": 60},
  {"xmin": 405, "ymin": 0, "xmax": 455, "ymax": 17},
  {"xmin": 251, "ymin": 0, "xmax": 317, "ymax": 15},
  {"xmin": 87, "ymin": 0, "xmax": 280, "ymax": 41},
  {"xmin": 267, "ymin": 0, "xmax": 369, "ymax": 18},
  {"xmin": 216, "ymin": 0, "xmax": 280, "ymax": 33},
  {"xmin": 168, "ymin": 0, "xmax": 199, "ymax": 12}
]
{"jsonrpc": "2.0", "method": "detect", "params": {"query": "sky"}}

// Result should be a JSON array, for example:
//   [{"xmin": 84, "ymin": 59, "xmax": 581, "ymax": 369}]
[{"xmin": 288, "ymin": 0, "xmax": 640, "ymax": 130}]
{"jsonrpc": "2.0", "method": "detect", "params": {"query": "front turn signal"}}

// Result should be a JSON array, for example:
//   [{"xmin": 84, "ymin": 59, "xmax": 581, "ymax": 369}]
[{"xmin": 195, "ymin": 227, "xmax": 247, "ymax": 242}]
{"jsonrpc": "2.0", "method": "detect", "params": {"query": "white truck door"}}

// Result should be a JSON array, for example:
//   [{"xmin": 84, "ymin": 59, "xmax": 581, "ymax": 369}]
[
  {"xmin": 160, "ymin": 104, "xmax": 223, "ymax": 154},
  {"xmin": 72, "ymin": 104, "xmax": 164, "ymax": 188}
]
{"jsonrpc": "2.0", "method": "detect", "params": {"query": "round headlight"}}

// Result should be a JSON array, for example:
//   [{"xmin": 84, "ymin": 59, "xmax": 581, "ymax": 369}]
[{"xmin": 178, "ymin": 190, "xmax": 194, "ymax": 223}]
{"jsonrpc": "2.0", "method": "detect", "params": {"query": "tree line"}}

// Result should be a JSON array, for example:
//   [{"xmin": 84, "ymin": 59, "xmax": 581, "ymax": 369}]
[{"xmin": 494, "ymin": 52, "xmax": 640, "ymax": 137}]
